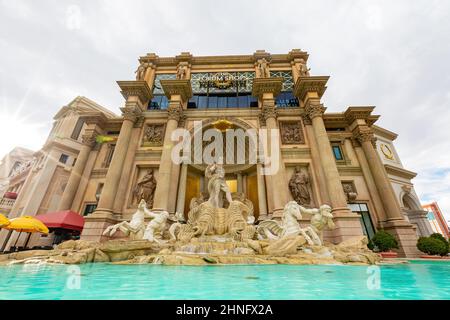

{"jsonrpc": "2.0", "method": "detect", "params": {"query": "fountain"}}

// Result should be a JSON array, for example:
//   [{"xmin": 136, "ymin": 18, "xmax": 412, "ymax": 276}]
[{"xmin": 0, "ymin": 163, "xmax": 380, "ymax": 266}]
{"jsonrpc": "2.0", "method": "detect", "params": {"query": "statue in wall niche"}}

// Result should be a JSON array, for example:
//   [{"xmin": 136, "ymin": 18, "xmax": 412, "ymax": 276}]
[
  {"xmin": 289, "ymin": 167, "xmax": 311, "ymax": 206},
  {"xmin": 135, "ymin": 61, "xmax": 149, "ymax": 81},
  {"xmin": 176, "ymin": 64, "xmax": 188, "ymax": 80},
  {"xmin": 297, "ymin": 58, "xmax": 311, "ymax": 77},
  {"xmin": 257, "ymin": 201, "xmax": 322, "ymax": 246},
  {"xmin": 205, "ymin": 162, "xmax": 233, "ymax": 208},
  {"xmin": 143, "ymin": 124, "xmax": 165, "ymax": 146},
  {"xmin": 257, "ymin": 58, "xmax": 270, "ymax": 78},
  {"xmin": 133, "ymin": 169, "xmax": 157, "ymax": 208},
  {"xmin": 102, "ymin": 199, "xmax": 151, "ymax": 240}
]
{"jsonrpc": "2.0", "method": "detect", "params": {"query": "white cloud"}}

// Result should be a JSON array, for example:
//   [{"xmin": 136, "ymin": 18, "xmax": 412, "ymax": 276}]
[{"xmin": 0, "ymin": 0, "xmax": 449, "ymax": 220}]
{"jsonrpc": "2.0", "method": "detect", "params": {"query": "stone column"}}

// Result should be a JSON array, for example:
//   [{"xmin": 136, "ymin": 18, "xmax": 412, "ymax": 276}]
[
  {"xmin": 294, "ymin": 77, "xmax": 363, "ymax": 243},
  {"xmin": 152, "ymin": 79, "xmax": 192, "ymax": 212},
  {"xmin": 252, "ymin": 77, "xmax": 290, "ymax": 217},
  {"xmin": 301, "ymin": 113, "xmax": 330, "ymax": 205},
  {"xmin": 93, "ymin": 81, "xmax": 151, "ymax": 218},
  {"xmin": 256, "ymin": 163, "xmax": 268, "ymax": 219},
  {"xmin": 346, "ymin": 107, "xmax": 420, "ymax": 257},
  {"xmin": 58, "ymin": 129, "xmax": 98, "ymax": 211},
  {"xmin": 176, "ymin": 163, "xmax": 188, "ymax": 216},
  {"xmin": 237, "ymin": 172, "xmax": 243, "ymax": 193}
]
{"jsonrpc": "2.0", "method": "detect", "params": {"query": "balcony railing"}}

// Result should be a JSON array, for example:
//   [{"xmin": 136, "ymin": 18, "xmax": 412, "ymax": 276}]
[{"xmin": 0, "ymin": 197, "xmax": 16, "ymax": 212}]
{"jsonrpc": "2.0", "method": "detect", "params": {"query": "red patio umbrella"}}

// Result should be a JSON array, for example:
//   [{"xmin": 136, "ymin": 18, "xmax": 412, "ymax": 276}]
[{"xmin": 35, "ymin": 210, "xmax": 85, "ymax": 232}]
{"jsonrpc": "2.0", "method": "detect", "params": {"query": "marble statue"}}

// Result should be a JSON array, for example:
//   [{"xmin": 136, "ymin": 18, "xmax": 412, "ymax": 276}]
[
  {"xmin": 135, "ymin": 62, "xmax": 148, "ymax": 81},
  {"xmin": 298, "ymin": 58, "xmax": 310, "ymax": 76},
  {"xmin": 205, "ymin": 162, "xmax": 233, "ymax": 208},
  {"xmin": 257, "ymin": 58, "xmax": 270, "ymax": 78},
  {"xmin": 300, "ymin": 204, "xmax": 335, "ymax": 245},
  {"xmin": 102, "ymin": 199, "xmax": 152, "ymax": 240},
  {"xmin": 256, "ymin": 201, "xmax": 322, "ymax": 245},
  {"xmin": 289, "ymin": 167, "xmax": 311, "ymax": 206},
  {"xmin": 143, "ymin": 210, "xmax": 170, "ymax": 243},
  {"xmin": 133, "ymin": 169, "xmax": 157, "ymax": 207}
]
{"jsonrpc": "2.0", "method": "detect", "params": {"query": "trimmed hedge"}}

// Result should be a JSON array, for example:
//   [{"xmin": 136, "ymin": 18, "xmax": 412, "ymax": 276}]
[
  {"xmin": 417, "ymin": 236, "xmax": 448, "ymax": 256},
  {"xmin": 371, "ymin": 230, "xmax": 399, "ymax": 252}
]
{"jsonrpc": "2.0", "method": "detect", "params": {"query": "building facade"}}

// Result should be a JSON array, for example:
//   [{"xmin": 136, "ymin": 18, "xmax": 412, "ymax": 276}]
[
  {"xmin": 423, "ymin": 202, "xmax": 450, "ymax": 239},
  {"xmin": 0, "ymin": 50, "xmax": 432, "ymax": 257}
]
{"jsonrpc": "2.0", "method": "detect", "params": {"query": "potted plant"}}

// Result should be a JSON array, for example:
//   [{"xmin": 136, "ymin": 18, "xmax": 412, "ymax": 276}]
[
  {"xmin": 417, "ymin": 233, "xmax": 449, "ymax": 259},
  {"xmin": 371, "ymin": 230, "xmax": 399, "ymax": 258}
]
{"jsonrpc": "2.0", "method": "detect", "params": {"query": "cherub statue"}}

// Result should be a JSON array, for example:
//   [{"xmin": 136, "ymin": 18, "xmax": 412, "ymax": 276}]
[{"xmin": 142, "ymin": 210, "xmax": 170, "ymax": 243}]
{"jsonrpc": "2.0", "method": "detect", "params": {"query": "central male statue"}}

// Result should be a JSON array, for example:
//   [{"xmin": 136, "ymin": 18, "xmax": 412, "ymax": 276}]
[{"xmin": 205, "ymin": 161, "xmax": 233, "ymax": 208}]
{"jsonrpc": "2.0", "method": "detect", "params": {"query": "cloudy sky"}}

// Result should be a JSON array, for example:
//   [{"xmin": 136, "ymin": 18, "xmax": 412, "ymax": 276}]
[{"xmin": 0, "ymin": 0, "xmax": 449, "ymax": 220}]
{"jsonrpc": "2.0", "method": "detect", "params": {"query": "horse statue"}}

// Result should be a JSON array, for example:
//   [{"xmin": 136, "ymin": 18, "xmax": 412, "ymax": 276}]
[
  {"xmin": 102, "ymin": 199, "xmax": 150, "ymax": 240},
  {"xmin": 102, "ymin": 200, "xmax": 169, "ymax": 243},
  {"xmin": 256, "ymin": 201, "xmax": 322, "ymax": 245}
]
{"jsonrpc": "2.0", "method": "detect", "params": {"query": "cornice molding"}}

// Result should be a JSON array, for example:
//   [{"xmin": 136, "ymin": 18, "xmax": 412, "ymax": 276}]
[
  {"xmin": 252, "ymin": 77, "xmax": 283, "ymax": 98},
  {"xmin": 117, "ymin": 81, "xmax": 153, "ymax": 105},
  {"xmin": 160, "ymin": 79, "xmax": 193, "ymax": 102},
  {"xmin": 385, "ymin": 164, "xmax": 417, "ymax": 180},
  {"xmin": 293, "ymin": 76, "xmax": 329, "ymax": 102}
]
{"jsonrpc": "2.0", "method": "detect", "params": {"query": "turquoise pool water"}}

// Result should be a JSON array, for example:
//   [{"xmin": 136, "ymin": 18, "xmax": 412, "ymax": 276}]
[{"xmin": 0, "ymin": 261, "xmax": 449, "ymax": 300}]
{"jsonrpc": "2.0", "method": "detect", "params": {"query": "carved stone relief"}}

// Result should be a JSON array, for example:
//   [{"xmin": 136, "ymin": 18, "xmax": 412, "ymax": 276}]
[
  {"xmin": 342, "ymin": 181, "xmax": 358, "ymax": 202},
  {"xmin": 132, "ymin": 168, "xmax": 157, "ymax": 208},
  {"xmin": 289, "ymin": 166, "xmax": 312, "ymax": 207},
  {"xmin": 280, "ymin": 121, "xmax": 305, "ymax": 145},
  {"xmin": 142, "ymin": 124, "xmax": 166, "ymax": 146}
]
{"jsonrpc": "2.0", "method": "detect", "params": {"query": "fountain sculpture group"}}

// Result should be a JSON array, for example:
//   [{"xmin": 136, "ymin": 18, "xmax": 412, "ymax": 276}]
[{"xmin": 0, "ymin": 163, "xmax": 380, "ymax": 266}]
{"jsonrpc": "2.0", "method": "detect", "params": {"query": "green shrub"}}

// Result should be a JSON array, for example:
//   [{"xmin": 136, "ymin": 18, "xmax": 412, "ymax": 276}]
[
  {"xmin": 430, "ymin": 233, "xmax": 449, "ymax": 252},
  {"xmin": 371, "ymin": 230, "xmax": 399, "ymax": 252},
  {"xmin": 367, "ymin": 240, "xmax": 375, "ymax": 251},
  {"xmin": 417, "ymin": 234, "xmax": 449, "ymax": 256}
]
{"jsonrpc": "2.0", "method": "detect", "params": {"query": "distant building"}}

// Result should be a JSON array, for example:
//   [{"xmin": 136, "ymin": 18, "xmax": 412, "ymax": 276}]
[{"xmin": 422, "ymin": 202, "xmax": 450, "ymax": 239}]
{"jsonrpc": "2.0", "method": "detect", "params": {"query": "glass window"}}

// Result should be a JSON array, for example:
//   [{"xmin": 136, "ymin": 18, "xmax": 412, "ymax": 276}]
[
  {"xmin": 208, "ymin": 96, "xmax": 218, "ymax": 108},
  {"xmin": 228, "ymin": 96, "xmax": 238, "ymax": 107},
  {"xmin": 83, "ymin": 204, "xmax": 97, "ymax": 216},
  {"xmin": 59, "ymin": 154, "xmax": 69, "ymax": 164},
  {"xmin": 349, "ymin": 203, "xmax": 376, "ymax": 240},
  {"xmin": 332, "ymin": 145, "xmax": 344, "ymax": 160},
  {"xmin": 71, "ymin": 119, "xmax": 84, "ymax": 140},
  {"xmin": 198, "ymin": 95, "xmax": 208, "ymax": 108},
  {"xmin": 218, "ymin": 96, "xmax": 227, "ymax": 108}
]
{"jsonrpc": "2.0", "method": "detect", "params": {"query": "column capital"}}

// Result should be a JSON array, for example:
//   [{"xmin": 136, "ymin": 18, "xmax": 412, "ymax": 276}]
[
  {"xmin": 167, "ymin": 102, "xmax": 184, "ymax": 122},
  {"xmin": 160, "ymin": 79, "xmax": 193, "ymax": 103},
  {"xmin": 301, "ymin": 112, "xmax": 312, "ymax": 126},
  {"xmin": 261, "ymin": 102, "xmax": 278, "ymax": 121},
  {"xmin": 81, "ymin": 130, "xmax": 99, "ymax": 148},
  {"xmin": 252, "ymin": 77, "xmax": 283, "ymax": 99},
  {"xmin": 120, "ymin": 105, "xmax": 142, "ymax": 123},
  {"xmin": 293, "ymin": 76, "xmax": 329, "ymax": 102},
  {"xmin": 352, "ymin": 126, "xmax": 377, "ymax": 148},
  {"xmin": 304, "ymin": 100, "xmax": 326, "ymax": 119},
  {"xmin": 117, "ymin": 81, "xmax": 153, "ymax": 108}
]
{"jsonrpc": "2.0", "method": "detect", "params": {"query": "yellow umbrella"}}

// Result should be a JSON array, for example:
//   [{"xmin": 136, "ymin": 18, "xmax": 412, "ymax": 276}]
[
  {"xmin": 5, "ymin": 216, "xmax": 49, "ymax": 234},
  {"xmin": 5, "ymin": 216, "xmax": 49, "ymax": 249},
  {"xmin": 0, "ymin": 213, "xmax": 10, "ymax": 228}
]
